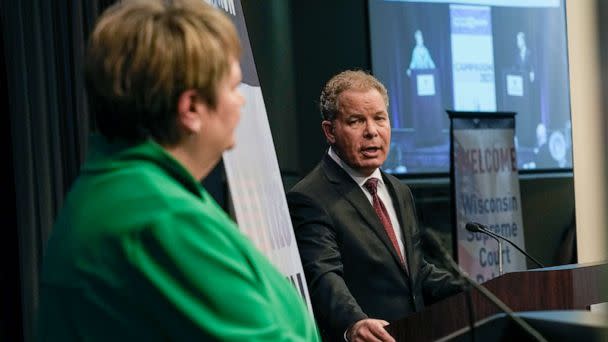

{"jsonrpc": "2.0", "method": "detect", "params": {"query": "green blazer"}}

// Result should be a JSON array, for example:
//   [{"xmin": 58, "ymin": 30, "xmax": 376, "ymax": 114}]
[{"xmin": 38, "ymin": 135, "xmax": 319, "ymax": 341}]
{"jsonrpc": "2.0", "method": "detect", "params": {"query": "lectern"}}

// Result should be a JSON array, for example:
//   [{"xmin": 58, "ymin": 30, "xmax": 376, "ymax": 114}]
[
  {"xmin": 387, "ymin": 262, "xmax": 608, "ymax": 341},
  {"xmin": 445, "ymin": 310, "xmax": 607, "ymax": 341},
  {"xmin": 409, "ymin": 68, "xmax": 446, "ymax": 147}
]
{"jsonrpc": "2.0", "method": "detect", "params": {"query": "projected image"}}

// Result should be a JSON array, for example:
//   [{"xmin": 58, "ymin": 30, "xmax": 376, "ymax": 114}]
[
  {"xmin": 368, "ymin": 0, "xmax": 572, "ymax": 174},
  {"xmin": 406, "ymin": 30, "xmax": 436, "ymax": 76}
]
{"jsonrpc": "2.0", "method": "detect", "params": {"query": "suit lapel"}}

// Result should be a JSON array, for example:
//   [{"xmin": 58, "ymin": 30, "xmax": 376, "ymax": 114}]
[
  {"xmin": 383, "ymin": 173, "xmax": 416, "ymax": 281},
  {"xmin": 321, "ymin": 155, "xmax": 407, "ymax": 273}
]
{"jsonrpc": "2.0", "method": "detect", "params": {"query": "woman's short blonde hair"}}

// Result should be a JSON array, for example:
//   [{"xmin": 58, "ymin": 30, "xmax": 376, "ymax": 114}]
[{"xmin": 85, "ymin": 0, "xmax": 240, "ymax": 144}]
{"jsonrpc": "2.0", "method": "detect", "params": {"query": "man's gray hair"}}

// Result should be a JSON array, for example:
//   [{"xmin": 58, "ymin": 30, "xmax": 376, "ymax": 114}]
[{"xmin": 319, "ymin": 70, "xmax": 389, "ymax": 121}]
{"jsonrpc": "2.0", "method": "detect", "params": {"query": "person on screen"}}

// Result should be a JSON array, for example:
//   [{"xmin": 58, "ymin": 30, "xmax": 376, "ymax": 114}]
[
  {"xmin": 287, "ymin": 70, "xmax": 464, "ymax": 342},
  {"xmin": 533, "ymin": 122, "xmax": 557, "ymax": 168},
  {"xmin": 515, "ymin": 31, "xmax": 535, "ymax": 83},
  {"xmin": 37, "ymin": 1, "xmax": 320, "ymax": 340},
  {"xmin": 406, "ymin": 29, "xmax": 436, "ymax": 76}
]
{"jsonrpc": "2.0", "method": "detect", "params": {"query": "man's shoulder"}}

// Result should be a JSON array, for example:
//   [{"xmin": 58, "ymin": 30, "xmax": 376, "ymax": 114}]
[{"xmin": 289, "ymin": 163, "xmax": 327, "ymax": 196}]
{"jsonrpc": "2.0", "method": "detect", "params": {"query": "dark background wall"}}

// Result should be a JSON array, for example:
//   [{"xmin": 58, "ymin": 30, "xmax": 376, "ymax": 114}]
[
  {"xmin": 241, "ymin": 0, "xmax": 371, "ymax": 180},
  {"xmin": 241, "ymin": 0, "xmax": 576, "ymax": 267}
]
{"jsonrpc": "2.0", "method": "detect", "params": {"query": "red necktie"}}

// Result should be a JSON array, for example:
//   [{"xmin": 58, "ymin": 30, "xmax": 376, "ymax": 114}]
[{"xmin": 364, "ymin": 178, "xmax": 407, "ymax": 269}]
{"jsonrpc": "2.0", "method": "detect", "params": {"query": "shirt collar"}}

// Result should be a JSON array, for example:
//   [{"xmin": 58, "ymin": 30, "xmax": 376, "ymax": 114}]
[{"xmin": 328, "ymin": 147, "xmax": 384, "ymax": 188}]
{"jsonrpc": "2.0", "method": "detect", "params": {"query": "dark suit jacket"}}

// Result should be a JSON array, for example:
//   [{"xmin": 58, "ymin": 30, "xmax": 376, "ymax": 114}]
[
  {"xmin": 287, "ymin": 154, "xmax": 463, "ymax": 341},
  {"xmin": 515, "ymin": 48, "xmax": 534, "ymax": 76}
]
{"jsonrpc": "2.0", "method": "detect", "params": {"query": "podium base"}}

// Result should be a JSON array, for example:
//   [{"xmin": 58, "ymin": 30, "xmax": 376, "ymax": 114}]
[{"xmin": 440, "ymin": 311, "xmax": 608, "ymax": 342}]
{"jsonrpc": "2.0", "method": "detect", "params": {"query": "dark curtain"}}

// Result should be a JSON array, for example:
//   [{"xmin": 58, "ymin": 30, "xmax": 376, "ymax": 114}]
[{"xmin": 0, "ymin": 1, "xmax": 115, "ymax": 340}]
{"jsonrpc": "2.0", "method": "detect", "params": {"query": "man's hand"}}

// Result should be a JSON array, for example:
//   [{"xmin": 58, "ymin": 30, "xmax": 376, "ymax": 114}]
[{"xmin": 347, "ymin": 318, "xmax": 395, "ymax": 342}]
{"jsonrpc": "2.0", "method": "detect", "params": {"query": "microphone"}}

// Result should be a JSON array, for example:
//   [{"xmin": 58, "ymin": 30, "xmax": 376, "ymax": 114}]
[
  {"xmin": 465, "ymin": 222, "xmax": 545, "ymax": 268},
  {"xmin": 422, "ymin": 228, "xmax": 547, "ymax": 342},
  {"xmin": 422, "ymin": 229, "xmax": 476, "ymax": 341},
  {"xmin": 466, "ymin": 222, "xmax": 505, "ymax": 275}
]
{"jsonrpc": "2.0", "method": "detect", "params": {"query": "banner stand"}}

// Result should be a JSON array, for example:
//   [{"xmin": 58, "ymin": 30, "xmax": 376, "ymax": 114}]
[
  {"xmin": 447, "ymin": 111, "xmax": 527, "ymax": 283},
  {"xmin": 215, "ymin": 0, "xmax": 314, "ymax": 313}
]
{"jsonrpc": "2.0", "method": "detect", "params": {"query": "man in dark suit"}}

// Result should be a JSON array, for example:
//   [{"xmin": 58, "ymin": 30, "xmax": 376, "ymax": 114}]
[
  {"xmin": 515, "ymin": 31, "xmax": 535, "ymax": 83},
  {"xmin": 287, "ymin": 70, "xmax": 463, "ymax": 342}
]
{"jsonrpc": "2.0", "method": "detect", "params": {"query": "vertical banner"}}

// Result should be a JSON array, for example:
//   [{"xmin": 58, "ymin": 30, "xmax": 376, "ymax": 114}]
[
  {"xmin": 450, "ymin": 5, "xmax": 496, "ymax": 111},
  {"xmin": 449, "ymin": 111, "xmax": 526, "ymax": 283},
  {"xmin": 210, "ymin": 0, "xmax": 313, "ymax": 312}
]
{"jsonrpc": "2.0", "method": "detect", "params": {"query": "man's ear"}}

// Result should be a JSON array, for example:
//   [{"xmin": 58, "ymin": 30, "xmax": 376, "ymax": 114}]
[
  {"xmin": 176, "ymin": 89, "xmax": 205, "ymax": 134},
  {"xmin": 321, "ymin": 120, "xmax": 336, "ymax": 144}
]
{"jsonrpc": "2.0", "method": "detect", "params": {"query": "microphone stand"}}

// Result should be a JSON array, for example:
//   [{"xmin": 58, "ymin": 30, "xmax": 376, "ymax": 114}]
[
  {"xmin": 452, "ymin": 263, "xmax": 547, "ymax": 342},
  {"xmin": 424, "ymin": 229, "xmax": 547, "ymax": 342},
  {"xmin": 422, "ymin": 230, "xmax": 477, "ymax": 341},
  {"xmin": 492, "ymin": 235, "xmax": 504, "ymax": 276}
]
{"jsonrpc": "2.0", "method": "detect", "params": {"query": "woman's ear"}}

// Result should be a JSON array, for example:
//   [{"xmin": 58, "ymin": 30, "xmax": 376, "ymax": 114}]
[
  {"xmin": 176, "ymin": 89, "xmax": 205, "ymax": 134},
  {"xmin": 321, "ymin": 120, "xmax": 336, "ymax": 144}
]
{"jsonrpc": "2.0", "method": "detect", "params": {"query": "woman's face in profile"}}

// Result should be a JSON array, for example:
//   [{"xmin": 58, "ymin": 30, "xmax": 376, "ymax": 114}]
[{"xmin": 205, "ymin": 58, "xmax": 245, "ymax": 152}]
